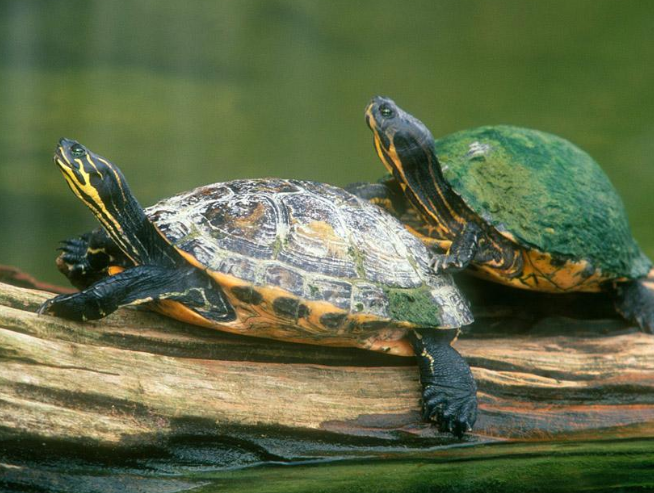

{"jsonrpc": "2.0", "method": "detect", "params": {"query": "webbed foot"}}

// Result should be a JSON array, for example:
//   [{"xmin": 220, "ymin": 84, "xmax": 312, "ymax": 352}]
[
  {"xmin": 429, "ymin": 223, "xmax": 483, "ymax": 274},
  {"xmin": 430, "ymin": 254, "xmax": 468, "ymax": 273},
  {"xmin": 421, "ymin": 380, "xmax": 478, "ymax": 437},
  {"xmin": 56, "ymin": 229, "xmax": 128, "ymax": 290},
  {"xmin": 57, "ymin": 234, "xmax": 96, "ymax": 279},
  {"xmin": 410, "ymin": 329, "xmax": 478, "ymax": 438},
  {"xmin": 614, "ymin": 277, "xmax": 654, "ymax": 333}
]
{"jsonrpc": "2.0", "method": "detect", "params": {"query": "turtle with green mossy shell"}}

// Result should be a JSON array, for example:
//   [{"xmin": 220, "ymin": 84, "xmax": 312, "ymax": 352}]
[
  {"xmin": 41, "ymin": 138, "xmax": 478, "ymax": 437},
  {"xmin": 349, "ymin": 96, "xmax": 654, "ymax": 331}
]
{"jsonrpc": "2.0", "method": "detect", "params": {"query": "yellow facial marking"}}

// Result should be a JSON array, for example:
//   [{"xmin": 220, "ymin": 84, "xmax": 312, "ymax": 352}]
[
  {"xmin": 83, "ymin": 155, "xmax": 102, "ymax": 177},
  {"xmin": 373, "ymin": 135, "xmax": 394, "ymax": 174},
  {"xmin": 55, "ymin": 154, "xmax": 137, "ymax": 263}
]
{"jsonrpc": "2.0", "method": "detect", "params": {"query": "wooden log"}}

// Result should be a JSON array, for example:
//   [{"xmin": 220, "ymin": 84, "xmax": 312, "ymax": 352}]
[
  {"xmin": 0, "ymin": 276, "xmax": 653, "ymax": 465},
  {"xmin": 0, "ymin": 264, "xmax": 75, "ymax": 294}
]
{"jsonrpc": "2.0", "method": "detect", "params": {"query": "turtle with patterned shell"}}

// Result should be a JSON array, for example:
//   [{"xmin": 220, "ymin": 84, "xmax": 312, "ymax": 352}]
[
  {"xmin": 350, "ymin": 96, "xmax": 654, "ymax": 331},
  {"xmin": 40, "ymin": 138, "xmax": 478, "ymax": 437}
]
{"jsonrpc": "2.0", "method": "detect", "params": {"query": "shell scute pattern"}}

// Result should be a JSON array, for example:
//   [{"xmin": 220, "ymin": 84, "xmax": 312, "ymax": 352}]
[
  {"xmin": 351, "ymin": 283, "xmax": 390, "ymax": 317},
  {"xmin": 218, "ymin": 256, "xmax": 260, "ymax": 283},
  {"xmin": 276, "ymin": 191, "xmax": 357, "ymax": 278},
  {"xmin": 296, "ymin": 179, "xmax": 361, "ymax": 207},
  {"xmin": 264, "ymin": 264, "xmax": 305, "ymax": 297},
  {"xmin": 203, "ymin": 195, "xmax": 280, "ymax": 260},
  {"xmin": 147, "ymin": 179, "xmax": 471, "ymax": 329},
  {"xmin": 342, "ymin": 202, "xmax": 425, "ymax": 288},
  {"xmin": 439, "ymin": 288, "xmax": 471, "ymax": 327},
  {"xmin": 304, "ymin": 277, "xmax": 353, "ymax": 311}
]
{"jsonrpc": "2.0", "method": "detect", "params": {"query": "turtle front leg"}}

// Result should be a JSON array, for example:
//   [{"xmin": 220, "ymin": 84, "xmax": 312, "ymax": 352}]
[
  {"xmin": 430, "ymin": 223, "xmax": 482, "ymax": 273},
  {"xmin": 39, "ymin": 265, "xmax": 235, "ymax": 323},
  {"xmin": 57, "ymin": 228, "xmax": 132, "ymax": 290},
  {"xmin": 614, "ymin": 277, "xmax": 654, "ymax": 333},
  {"xmin": 39, "ymin": 265, "xmax": 180, "ymax": 321},
  {"xmin": 409, "ymin": 328, "xmax": 478, "ymax": 437}
]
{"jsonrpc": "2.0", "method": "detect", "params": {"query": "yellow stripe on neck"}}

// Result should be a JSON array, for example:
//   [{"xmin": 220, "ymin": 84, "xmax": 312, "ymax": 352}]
[
  {"xmin": 59, "ymin": 161, "xmax": 138, "ymax": 264},
  {"xmin": 375, "ymin": 134, "xmax": 463, "ymax": 232}
]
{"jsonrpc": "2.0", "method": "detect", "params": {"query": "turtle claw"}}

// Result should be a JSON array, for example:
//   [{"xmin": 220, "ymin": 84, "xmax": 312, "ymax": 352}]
[
  {"xmin": 55, "ymin": 233, "xmax": 115, "ymax": 290},
  {"xmin": 37, "ymin": 293, "xmax": 79, "ymax": 319},
  {"xmin": 38, "ymin": 292, "xmax": 102, "ymax": 322},
  {"xmin": 422, "ymin": 383, "xmax": 478, "ymax": 438},
  {"xmin": 430, "ymin": 254, "xmax": 467, "ymax": 274},
  {"xmin": 58, "ymin": 236, "xmax": 90, "ymax": 253},
  {"xmin": 37, "ymin": 298, "xmax": 54, "ymax": 316},
  {"xmin": 57, "ymin": 236, "xmax": 93, "ymax": 277}
]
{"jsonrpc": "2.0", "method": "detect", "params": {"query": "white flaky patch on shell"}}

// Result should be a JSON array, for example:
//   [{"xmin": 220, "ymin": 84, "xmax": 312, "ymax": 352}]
[
  {"xmin": 146, "ymin": 179, "xmax": 472, "ymax": 327},
  {"xmin": 465, "ymin": 141, "xmax": 492, "ymax": 159}
]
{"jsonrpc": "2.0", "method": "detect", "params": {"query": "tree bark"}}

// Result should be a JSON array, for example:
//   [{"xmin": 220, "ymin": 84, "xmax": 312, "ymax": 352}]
[{"xmin": 0, "ymin": 274, "xmax": 653, "ymax": 463}]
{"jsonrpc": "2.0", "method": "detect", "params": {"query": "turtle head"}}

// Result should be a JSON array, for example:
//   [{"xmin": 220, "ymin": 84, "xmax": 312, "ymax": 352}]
[
  {"xmin": 54, "ymin": 138, "xmax": 131, "ymax": 215},
  {"xmin": 54, "ymin": 138, "xmax": 143, "ymax": 261},
  {"xmin": 365, "ymin": 96, "xmax": 438, "ymax": 178}
]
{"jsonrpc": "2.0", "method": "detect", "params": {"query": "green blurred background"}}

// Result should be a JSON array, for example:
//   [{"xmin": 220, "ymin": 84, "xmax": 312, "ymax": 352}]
[{"xmin": 1, "ymin": 0, "xmax": 653, "ymax": 284}]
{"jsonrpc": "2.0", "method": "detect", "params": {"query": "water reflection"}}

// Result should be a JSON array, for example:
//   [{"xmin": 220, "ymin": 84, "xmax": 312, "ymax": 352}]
[{"xmin": 0, "ymin": 0, "xmax": 653, "ymax": 283}]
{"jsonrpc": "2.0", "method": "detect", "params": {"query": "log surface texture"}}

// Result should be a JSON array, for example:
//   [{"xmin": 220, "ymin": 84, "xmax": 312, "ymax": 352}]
[{"xmin": 0, "ymin": 275, "xmax": 653, "ymax": 461}]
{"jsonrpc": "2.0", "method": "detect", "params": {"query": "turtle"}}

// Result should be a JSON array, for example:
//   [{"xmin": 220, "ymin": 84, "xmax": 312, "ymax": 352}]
[
  {"xmin": 39, "ymin": 138, "xmax": 478, "ymax": 437},
  {"xmin": 349, "ymin": 96, "xmax": 654, "ymax": 332}
]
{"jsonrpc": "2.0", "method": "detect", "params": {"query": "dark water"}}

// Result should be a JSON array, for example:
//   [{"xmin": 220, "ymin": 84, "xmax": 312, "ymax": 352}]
[
  {"xmin": 1, "ymin": 0, "xmax": 653, "ymax": 283},
  {"xmin": 1, "ymin": 1, "xmax": 653, "ymax": 490},
  {"xmin": 4, "ymin": 437, "xmax": 654, "ymax": 492}
]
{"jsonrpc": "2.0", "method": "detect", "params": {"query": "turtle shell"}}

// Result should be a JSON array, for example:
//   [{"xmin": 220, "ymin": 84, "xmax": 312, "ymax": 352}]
[
  {"xmin": 434, "ymin": 125, "xmax": 651, "ymax": 279},
  {"xmin": 146, "ymin": 179, "xmax": 472, "ymax": 354}
]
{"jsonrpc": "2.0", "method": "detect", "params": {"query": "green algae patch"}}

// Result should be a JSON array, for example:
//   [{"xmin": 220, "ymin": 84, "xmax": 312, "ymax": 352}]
[
  {"xmin": 271, "ymin": 236, "xmax": 283, "ymax": 258},
  {"xmin": 435, "ymin": 125, "xmax": 651, "ymax": 279},
  {"xmin": 383, "ymin": 285, "xmax": 442, "ymax": 327},
  {"xmin": 348, "ymin": 246, "xmax": 367, "ymax": 278}
]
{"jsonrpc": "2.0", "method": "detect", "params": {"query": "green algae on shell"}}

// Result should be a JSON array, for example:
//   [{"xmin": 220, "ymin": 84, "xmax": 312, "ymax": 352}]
[
  {"xmin": 435, "ymin": 125, "xmax": 651, "ymax": 279},
  {"xmin": 383, "ymin": 284, "xmax": 444, "ymax": 328}
]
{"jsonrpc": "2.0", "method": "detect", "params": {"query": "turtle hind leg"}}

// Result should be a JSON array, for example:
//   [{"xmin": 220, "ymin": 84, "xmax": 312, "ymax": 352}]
[
  {"xmin": 409, "ymin": 328, "xmax": 478, "ymax": 437},
  {"xmin": 614, "ymin": 278, "xmax": 654, "ymax": 333}
]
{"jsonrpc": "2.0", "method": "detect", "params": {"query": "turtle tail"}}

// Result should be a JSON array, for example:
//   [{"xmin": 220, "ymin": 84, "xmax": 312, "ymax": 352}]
[{"xmin": 614, "ymin": 274, "xmax": 654, "ymax": 333}]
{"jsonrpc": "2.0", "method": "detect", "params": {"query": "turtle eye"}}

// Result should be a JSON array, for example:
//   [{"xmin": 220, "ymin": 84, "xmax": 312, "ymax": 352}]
[
  {"xmin": 70, "ymin": 144, "xmax": 86, "ymax": 158},
  {"xmin": 379, "ymin": 105, "xmax": 394, "ymax": 118}
]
